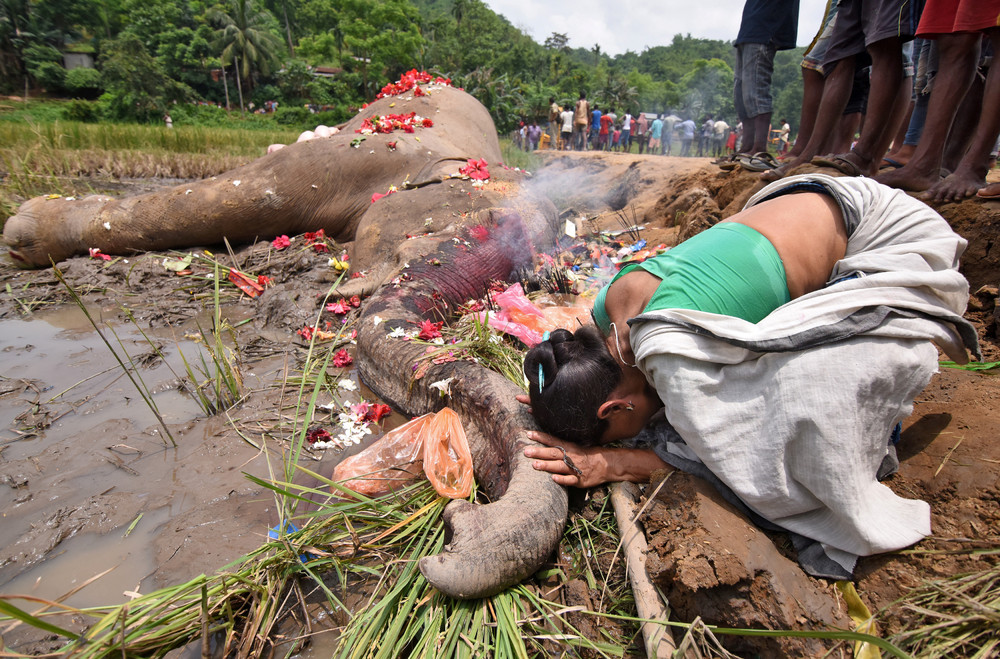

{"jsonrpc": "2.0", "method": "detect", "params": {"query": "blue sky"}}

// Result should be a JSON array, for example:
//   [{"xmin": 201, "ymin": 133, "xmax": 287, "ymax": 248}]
[{"xmin": 483, "ymin": 1, "xmax": 827, "ymax": 57}]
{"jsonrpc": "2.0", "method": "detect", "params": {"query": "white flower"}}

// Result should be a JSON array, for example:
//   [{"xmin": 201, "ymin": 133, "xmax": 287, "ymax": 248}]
[
  {"xmin": 388, "ymin": 326, "xmax": 408, "ymax": 339},
  {"xmin": 432, "ymin": 337, "xmax": 445, "ymax": 345},
  {"xmin": 318, "ymin": 402, "xmax": 336, "ymax": 410},
  {"xmin": 233, "ymin": 180, "xmax": 241, "ymax": 187},
  {"xmin": 429, "ymin": 377, "xmax": 454, "ymax": 396},
  {"xmin": 372, "ymin": 315, "xmax": 384, "ymax": 326},
  {"xmin": 265, "ymin": 189, "xmax": 273, "ymax": 195},
  {"xmin": 335, "ymin": 413, "xmax": 372, "ymax": 446},
  {"xmin": 103, "ymin": 222, "xmax": 111, "ymax": 230},
  {"xmin": 337, "ymin": 379, "xmax": 357, "ymax": 391},
  {"xmin": 185, "ymin": 189, "xmax": 193, "ymax": 195}
]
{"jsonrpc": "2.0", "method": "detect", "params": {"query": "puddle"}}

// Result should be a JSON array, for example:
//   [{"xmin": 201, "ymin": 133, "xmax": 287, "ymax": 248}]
[
  {"xmin": 0, "ymin": 506, "xmax": 168, "ymax": 609},
  {"xmin": 0, "ymin": 305, "xmax": 305, "ymax": 629}
]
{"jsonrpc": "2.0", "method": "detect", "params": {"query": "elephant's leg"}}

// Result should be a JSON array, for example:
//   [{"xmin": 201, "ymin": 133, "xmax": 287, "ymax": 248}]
[{"xmin": 3, "ymin": 139, "xmax": 405, "ymax": 268}]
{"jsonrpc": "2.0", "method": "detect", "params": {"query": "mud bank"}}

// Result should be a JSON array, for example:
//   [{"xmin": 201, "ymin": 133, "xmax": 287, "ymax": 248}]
[{"xmin": 1, "ymin": 153, "xmax": 998, "ymax": 656}]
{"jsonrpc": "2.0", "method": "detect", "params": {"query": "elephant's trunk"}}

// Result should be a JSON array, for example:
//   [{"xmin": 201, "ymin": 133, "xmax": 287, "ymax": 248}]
[{"xmin": 356, "ymin": 211, "xmax": 568, "ymax": 599}]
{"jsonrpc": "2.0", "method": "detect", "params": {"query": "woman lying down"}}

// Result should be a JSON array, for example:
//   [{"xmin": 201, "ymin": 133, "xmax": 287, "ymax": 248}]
[{"xmin": 521, "ymin": 173, "xmax": 981, "ymax": 579}]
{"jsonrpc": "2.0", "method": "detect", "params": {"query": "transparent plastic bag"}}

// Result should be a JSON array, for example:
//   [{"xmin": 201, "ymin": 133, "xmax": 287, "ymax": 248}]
[
  {"xmin": 420, "ymin": 407, "xmax": 474, "ymax": 499},
  {"xmin": 332, "ymin": 413, "xmax": 432, "ymax": 497}
]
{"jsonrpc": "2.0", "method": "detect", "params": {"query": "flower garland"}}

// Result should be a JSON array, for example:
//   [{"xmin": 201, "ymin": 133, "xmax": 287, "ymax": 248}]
[{"xmin": 356, "ymin": 112, "xmax": 433, "ymax": 135}]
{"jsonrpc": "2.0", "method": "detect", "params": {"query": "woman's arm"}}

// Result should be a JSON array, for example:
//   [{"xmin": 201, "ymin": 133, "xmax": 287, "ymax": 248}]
[{"xmin": 523, "ymin": 430, "xmax": 669, "ymax": 488}]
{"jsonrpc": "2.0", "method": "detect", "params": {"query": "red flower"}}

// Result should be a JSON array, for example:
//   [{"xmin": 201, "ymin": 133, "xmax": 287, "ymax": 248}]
[
  {"xmin": 326, "ymin": 299, "xmax": 352, "ymax": 314},
  {"xmin": 272, "ymin": 235, "xmax": 291, "ymax": 250},
  {"xmin": 350, "ymin": 295, "xmax": 361, "ymax": 307},
  {"xmin": 414, "ymin": 86, "xmax": 426, "ymax": 97},
  {"xmin": 313, "ymin": 243, "xmax": 329, "ymax": 253},
  {"xmin": 88, "ymin": 247, "xmax": 112, "ymax": 261},
  {"xmin": 421, "ymin": 118, "xmax": 433, "ymax": 128},
  {"xmin": 371, "ymin": 187, "xmax": 397, "ymax": 203},
  {"xmin": 257, "ymin": 275, "xmax": 272, "ymax": 287},
  {"xmin": 458, "ymin": 158, "xmax": 489, "ymax": 180},
  {"xmin": 469, "ymin": 225, "xmax": 489, "ymax": 242},
  {"xmin": 306, "ymin": 427, "xmax": 333, "ymax": 444},
  {"xmin": 365, "ymin": 403, "xmax": 392, "ymax": 422},
  {"xmin": 303, "ymin": 229, "xmax": 326, "ymax": 244},
  {"xmin": 387, "ymin": 141, "xmax": 397, "ymax": 150},
  {"xmin": 297, "ymin": 325, "xmax": 315, "ymax": 340},
  {"xmin": 417, "ymin": 319, "xmax": 443, "ymax": 341},
  {"xmin": 332, "ymin": 348, "xmax": 353, "ymax": 367}
]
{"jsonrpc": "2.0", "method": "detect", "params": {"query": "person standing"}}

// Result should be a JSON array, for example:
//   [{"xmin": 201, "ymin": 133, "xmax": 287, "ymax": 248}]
[
  {"xmin": 573, "ymin": 92, "xmax": 590, "ymax": 151},
  {"xmin": 648, "ymin": 114, "xmax": 664, "ymax": 153},
  {"xmin": 635, "ymin": 112, "xmax": 649, "ymax": 153},
  {"xmin": 662, "ymin": 114, "xmax": 681, "ymax": 154},
  {"xmin": 589, "ymin": 104, "xmax": 603, "ymax": 149},
  {"xmin": 733, "ymin": 0, "xmax": 800, "ymax": 155},
  {"xmin": 599, "ymin": 110, "xmax": 614, "ymax": 150},
  {"xmin": 778, "ymin": 118, "xmax": 791, "ymax": 154},
  {"xmin": 560, "ymin": 105, "xmax": 575, "ymax": 150},
  {"xmin": 698, "ymin": 115, "xmax": 715, "ymax": 156},
  {"xmin": 678, "ymin": 117, "xmax": 697, "ymax": 156},
  {"xmin": 547, "ymin": 97, "xmax": 561, "ymax": 149},
  {"xmin": 621, "ymin": 112, "xmax": 633, "ymax": 152},
  {"xmin": 713, "ymin": 117, "xmax": 731, "ymax": 157}
]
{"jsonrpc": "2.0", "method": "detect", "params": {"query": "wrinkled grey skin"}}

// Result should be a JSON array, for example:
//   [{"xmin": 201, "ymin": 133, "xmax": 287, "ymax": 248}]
[
  {"xmin": 4, "ymin": 85, "xmax": 569, "ymax": 599},
  {"xmin": 356, "ymin": 211, "xmax": 568, "ymax": 599}
]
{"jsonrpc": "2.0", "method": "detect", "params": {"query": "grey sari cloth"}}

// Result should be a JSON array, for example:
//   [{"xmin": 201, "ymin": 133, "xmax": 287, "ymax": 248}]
[{"xmin": 629, "ymin": 173, "xmax": 980, "ymax": 577}]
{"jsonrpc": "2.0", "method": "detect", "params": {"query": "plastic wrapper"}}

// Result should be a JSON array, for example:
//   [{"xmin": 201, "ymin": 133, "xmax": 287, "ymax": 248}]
[
  {"xmin": 332, "ymin": 414, "xmax": 432, "ymax": 497},
  {"xmin": 420, "ymin": 407, "xmax": 474, "ymax": 499},
  {"xmin": 478, "ymin": 284, "xmax": 592, "ymax": 346}
]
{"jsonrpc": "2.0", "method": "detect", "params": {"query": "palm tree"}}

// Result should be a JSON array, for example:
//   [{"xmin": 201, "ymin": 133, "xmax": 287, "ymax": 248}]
[{"xmin": 210, "ymin": 0, "xmax": 282, "ymax": 115}]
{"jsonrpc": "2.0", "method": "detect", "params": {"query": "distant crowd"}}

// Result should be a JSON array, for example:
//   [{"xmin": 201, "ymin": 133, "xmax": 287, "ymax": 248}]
[
  {"xmin": 513, "ymin": 94, "xmax": 748, "ymax": 158},
  {"xmin": 515, "ymin": 0, "xmax": 1000, "ymax": 201}
]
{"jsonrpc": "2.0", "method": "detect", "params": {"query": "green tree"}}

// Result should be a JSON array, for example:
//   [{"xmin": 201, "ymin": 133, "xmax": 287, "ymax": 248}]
[
  {"xmin": 100, "ymin": 32, "xmax": 190, "ymax": 121},
  {"xmin": 210, "ymin": 0, "xmax": 283, "ymax": 112}
]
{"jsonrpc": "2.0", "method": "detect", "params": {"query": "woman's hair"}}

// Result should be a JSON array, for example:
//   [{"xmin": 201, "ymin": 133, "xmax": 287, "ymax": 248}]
[{"xmin": 523, "ymin": 327, "xmax": 621, "ymax": 446}]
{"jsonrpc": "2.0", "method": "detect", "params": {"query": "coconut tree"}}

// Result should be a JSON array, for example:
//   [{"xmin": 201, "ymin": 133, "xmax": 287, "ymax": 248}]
[{"xmin": 210, "ymin": 0, "xmax": 282, "ymax": 114}]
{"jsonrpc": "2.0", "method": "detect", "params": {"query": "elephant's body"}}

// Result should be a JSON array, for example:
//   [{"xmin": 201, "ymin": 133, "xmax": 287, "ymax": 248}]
[
  {"xmin": 4, "ymin": 80, "xmax": 568, "ymax": 599},
  {"xmin": 4, "ymin": 84, "xmax": 548, "ymax": 277}
]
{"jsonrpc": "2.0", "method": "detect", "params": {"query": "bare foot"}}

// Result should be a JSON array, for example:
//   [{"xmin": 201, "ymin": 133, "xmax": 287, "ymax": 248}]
[
  {"xmin": 875, "ymin": 165, "xmax": 941, "ymax": 192},
  {"xmin": 760, "ymin": 163, "xmax": 792, "ymax": 182},
  {"xmin": 924, "ymin": 167, "xmax": 987, "ymax": 203},
  {"xmin": 3, "ymin": 194, "xmax": 111, "ymax": 268},
  {"xmin": 976, "ymin": 181, "xmax": 1000, "ymax": 199}
]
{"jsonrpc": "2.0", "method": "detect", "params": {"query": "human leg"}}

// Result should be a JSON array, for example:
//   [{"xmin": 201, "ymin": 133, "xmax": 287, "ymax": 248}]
[
  {"xmin": 927, "ymin": 28, "xmax": 1000, "ymax": 201},
  {"xmin": 877, "ymin": 32, "xmax": 981, "ymax": 190},
  {"xmin": 760, "ymin": 56, "xmax": 855, "ymax": 181}
]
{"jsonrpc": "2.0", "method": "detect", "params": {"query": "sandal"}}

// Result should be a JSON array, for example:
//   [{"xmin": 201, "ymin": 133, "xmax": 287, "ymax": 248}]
[{"xmin": 811, "ymin": 153, "xmax": 865, "ymax": 177}]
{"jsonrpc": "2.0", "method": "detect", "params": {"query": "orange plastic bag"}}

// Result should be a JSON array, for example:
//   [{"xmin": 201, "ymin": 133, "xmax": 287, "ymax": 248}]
[
  {"xmin": 420, "ymin": 407, "xmax": 474, "ymax": 499},
  {"xmin": 332, "ymin": 414, "xmax": 432, "ymax": 497}
]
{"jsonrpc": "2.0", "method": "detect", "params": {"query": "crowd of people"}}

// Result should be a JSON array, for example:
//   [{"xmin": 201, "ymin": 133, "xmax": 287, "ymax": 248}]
[
  {"xmin": 736, "ymin": 0, "xmax": 1000, "ymax": 202},
  {"xmin": 515, "ymin": 94, "xmax": 743, "ymax": 157},
  {"xmin": 516, "ymin": 1, "xmax": 999, "ymax": 202}
]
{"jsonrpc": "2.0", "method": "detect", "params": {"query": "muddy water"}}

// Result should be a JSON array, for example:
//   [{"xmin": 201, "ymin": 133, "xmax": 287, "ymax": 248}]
[{"xmin": 0, "ymin": 304, "xmax": 342, "ymax": 644}]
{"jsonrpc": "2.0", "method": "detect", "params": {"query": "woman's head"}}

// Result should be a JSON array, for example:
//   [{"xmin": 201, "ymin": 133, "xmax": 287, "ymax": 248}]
[{"xmin": 523, "ymin": 327, "xmax": 621, "ymax": 446}]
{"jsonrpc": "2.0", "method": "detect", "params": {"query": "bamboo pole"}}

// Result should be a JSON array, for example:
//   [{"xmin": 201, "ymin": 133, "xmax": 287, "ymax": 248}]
[{"xmin": 610, "ymin": 481, "xmax": 676, "ymax": 659}]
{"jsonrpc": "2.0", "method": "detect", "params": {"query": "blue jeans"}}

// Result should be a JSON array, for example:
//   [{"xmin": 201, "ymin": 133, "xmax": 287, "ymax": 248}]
[{"xmin": 734, "ymin": 42, "xmax": 777, "ymax": 119}]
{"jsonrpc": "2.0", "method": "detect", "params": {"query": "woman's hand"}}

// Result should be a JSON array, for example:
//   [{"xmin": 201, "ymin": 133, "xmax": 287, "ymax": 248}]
[{"xmin": 523, "ymin": 430, "xmax": 612, "ymax": 488}]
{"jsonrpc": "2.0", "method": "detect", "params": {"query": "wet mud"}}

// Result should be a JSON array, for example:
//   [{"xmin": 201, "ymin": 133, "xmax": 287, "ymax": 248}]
[{"xmin": 1, "ymin": 152, "xmax": 998, "ymax": 656}]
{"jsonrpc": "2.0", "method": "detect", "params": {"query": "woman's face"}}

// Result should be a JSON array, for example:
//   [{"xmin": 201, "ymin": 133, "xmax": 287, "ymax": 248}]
[{"xmin": 598, "ymin": 386, "xmax": 661, "ymax": 444}]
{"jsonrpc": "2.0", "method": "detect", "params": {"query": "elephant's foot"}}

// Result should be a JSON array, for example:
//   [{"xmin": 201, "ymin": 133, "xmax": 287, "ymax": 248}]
[{"xmin": 4, "ymin": 194, "xmax": 113, "ymax": 268}]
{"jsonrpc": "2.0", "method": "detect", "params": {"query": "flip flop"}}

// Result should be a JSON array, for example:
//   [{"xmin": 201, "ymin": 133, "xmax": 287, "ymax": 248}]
[
  {"xmin": 737, "ymin": 154, "xmax": 777, "ymax": 172},
  {"xmin": 880, "ymin": 157, "xmax": 904, "ymax": 170},
  {"xmin": 811, "ymin": 153, "xmax": 865, "ymax": 177},
  {"xmin": 752, "ymin": 152, "xmax": 779, "ymax": 168},
  {"xmin": 976, "ymin": 182, "xmax": 1000, "ymax": 199}
]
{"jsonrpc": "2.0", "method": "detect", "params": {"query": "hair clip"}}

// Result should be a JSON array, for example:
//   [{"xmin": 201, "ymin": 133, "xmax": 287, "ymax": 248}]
[
  {"xmin": 538, "ymin": 363, "xmax": 545, "ymax": 392},
  {"xmin": 542, "ymin": 331, "xmax": 550, "ymax": 341}
]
